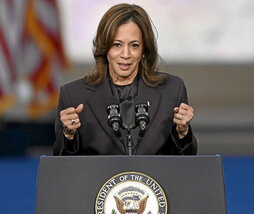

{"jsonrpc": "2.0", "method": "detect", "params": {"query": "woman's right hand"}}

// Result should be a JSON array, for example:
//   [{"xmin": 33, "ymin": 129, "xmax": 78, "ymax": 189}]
[{"xmin": 60, "ymin": 104, "xmax": 84, "ymax": 140}]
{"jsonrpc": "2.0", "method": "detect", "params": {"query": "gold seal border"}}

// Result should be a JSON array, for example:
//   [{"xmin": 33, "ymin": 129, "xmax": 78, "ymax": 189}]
[{"xmin": 95, "ymin": 171, "xmax": 168, "ymax": 214}]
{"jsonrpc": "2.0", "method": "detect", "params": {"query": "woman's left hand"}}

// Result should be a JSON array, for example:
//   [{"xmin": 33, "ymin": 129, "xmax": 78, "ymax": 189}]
[{"xmin": 173, "ymin": 103, "xmax": 194, "ymax": 139}]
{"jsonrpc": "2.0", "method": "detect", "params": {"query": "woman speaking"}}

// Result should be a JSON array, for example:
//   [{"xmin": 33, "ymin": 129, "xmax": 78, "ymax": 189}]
[{"xmin": 53, "ymin": 3, "xmax": 197, "ymax": 156}]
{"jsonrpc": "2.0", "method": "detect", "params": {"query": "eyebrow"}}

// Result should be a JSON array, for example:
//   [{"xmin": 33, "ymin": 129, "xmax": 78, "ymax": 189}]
[{"xmin": 114, "ymin": 39, "xmax": 141, "ymax": 43}]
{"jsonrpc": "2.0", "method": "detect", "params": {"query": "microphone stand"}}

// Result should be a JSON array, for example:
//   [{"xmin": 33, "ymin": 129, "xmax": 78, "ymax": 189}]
[{"xmin": 122, "ymin": 123, "xmax": 136, "ymax": 156}]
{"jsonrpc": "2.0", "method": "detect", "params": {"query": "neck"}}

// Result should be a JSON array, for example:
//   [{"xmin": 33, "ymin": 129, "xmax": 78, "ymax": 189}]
[{"xmin": 110, "ymin": 73, "xmax": 138, "ymax": 85}]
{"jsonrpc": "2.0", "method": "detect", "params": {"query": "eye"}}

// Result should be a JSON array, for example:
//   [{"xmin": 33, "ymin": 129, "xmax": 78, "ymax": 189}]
[
  {"xmin": 131, "ymin": 43, "xmax": 140, "ymax": 48},
  {"xmin": 112, "ymin": 43, "xmax": 121, "ymax": 47}
]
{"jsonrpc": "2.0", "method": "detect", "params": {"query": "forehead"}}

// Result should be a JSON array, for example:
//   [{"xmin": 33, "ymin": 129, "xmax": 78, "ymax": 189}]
[{"xmin": 114, "ymin": 21, "xmax": 142, "ymax": 40}]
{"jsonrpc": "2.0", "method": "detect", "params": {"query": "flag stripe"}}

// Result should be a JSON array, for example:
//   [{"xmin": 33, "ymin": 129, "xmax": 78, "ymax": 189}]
[
  {"xmin": 23, "ymin": 0, "xmax": 69, "ymax": 118},
  {"xmin": 0, "ymin": 27, "xmax": 15, "ymax": 81}
]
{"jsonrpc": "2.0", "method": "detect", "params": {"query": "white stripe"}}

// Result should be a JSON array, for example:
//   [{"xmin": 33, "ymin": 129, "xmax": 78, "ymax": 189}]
[
  {"xmin": 0, "ymin": 1, "xmax": 8, "ymax": 27},
  {"xmin": 52, "ymin": 57, "xmax": 65, "ymax": 88},
  {"xmin": 11, "ymin": 1, "xmax": 27, "ymax": 76},
  {"xmin": 23, "ymin": 40, "xmax": 42, "ymax": 75},
  {"xmin": 0, "ymin": 1, "xmax": 17, "ymax": 52},
  {"xmin": 11, "ymin": 1, "xmax": 27, "ymax": 50},
  {"xmin": 36, "ymin": 0, "xmax": 58, "ymax": 34},
  {"xmin": 0, "ymin": 49, "xmax": 12, "ymax": 94},
  {"xmin": 0, "ymin": 1, "xmax": 27, "ymax": 77}
]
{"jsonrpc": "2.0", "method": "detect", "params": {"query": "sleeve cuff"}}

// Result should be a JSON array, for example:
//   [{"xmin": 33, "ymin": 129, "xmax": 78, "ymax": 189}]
[
  {"xmin": 63, "ymin": 133, "xmax": 80, "ymax": 154},
  {"xmin": 171, "ymin": 124, "xmax": 192, "ymax": 150}
]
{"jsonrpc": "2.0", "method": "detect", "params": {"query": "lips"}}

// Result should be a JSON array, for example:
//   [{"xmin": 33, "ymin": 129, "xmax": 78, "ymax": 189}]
[{"xmin": 118, "ymin": 63, "xmax": 132, "ymax": 71}]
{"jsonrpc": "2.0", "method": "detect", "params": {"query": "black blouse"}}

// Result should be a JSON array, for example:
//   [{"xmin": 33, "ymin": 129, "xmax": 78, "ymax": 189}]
[{"xmin": 109, "ymin": 76, "xmax": 141, "ymax": 151}]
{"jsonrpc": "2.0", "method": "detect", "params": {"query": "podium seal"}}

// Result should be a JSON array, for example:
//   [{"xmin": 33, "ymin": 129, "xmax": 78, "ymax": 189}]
[{"xmin": 95, "ymin": 171, "xmax": 167, "ymax": 214}]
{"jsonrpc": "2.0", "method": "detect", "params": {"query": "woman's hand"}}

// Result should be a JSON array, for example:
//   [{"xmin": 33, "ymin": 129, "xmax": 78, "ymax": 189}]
[
  {"xmin": 60, "ymin": 104, "xmax": 84, "ymax": 140},
  {"xmin": 173, "ymin": 103, "xmax": 194, "ymax": 139}
]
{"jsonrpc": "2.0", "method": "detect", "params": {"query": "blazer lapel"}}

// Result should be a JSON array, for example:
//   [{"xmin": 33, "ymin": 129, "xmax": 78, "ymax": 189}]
[
  {"xmin": 85, "ymin": 77, "xmax": 162, "ymax": 154},
  {"xmin": 85, "ymin": 79, "xmax": 126, "ymax": 153},
  {"xmin": 133, "ymin": 78, "xmax": 162, "ymax": 152},
  {"xmin": 137, "ymin": 79, "xmax": 162, "ymax": 127}
]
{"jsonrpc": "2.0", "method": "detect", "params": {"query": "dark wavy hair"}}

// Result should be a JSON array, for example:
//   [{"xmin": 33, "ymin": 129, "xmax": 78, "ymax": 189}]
[{"xmin": 85, "ymin": 3, "xmax": 166, "ymax": 87}]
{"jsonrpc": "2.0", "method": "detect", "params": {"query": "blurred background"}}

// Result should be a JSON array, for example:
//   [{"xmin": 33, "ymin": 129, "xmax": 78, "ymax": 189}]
[{"xmin": 0, "ymin": 0, "xmax": 253, "ymax": 213}]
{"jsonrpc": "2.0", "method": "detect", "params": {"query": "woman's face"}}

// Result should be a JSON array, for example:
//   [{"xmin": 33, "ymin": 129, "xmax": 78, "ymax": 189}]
[{"xmin": 107, "ymin": 21, "xmax": 143, "ymax": 85}]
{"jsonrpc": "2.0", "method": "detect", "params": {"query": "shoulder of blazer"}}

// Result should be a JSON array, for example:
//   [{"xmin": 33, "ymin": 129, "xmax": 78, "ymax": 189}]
[
  {"xmin": 61, "ymin": 78, "xmax": 87, "ymax": 90},
  {"xmin": 156, "ymin": 72, "xmax": 184, "ymax": 90},
  {"xmin": 60, "ymin": 78, "xmax": 96, "ymax": 97}
]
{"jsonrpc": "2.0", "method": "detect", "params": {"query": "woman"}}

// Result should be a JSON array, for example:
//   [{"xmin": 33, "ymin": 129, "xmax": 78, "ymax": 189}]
[{"xmin": 53, "ymin": 3, "xmax": 197, "ymax": 155}]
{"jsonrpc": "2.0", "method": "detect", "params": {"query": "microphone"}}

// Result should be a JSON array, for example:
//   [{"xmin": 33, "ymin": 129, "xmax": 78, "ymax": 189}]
[
  {"xmin": 135, "ymin": 97, "xmax": 150, "ymax": 132},
  {"xmin": 106, "ymin": 97, "xmax": 122, "ymax": 132}
]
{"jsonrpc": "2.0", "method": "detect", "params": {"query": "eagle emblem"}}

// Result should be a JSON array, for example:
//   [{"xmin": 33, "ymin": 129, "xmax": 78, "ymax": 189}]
[
  {"xmin": 113, "ymin": 186, "xmax": 149, "ymax": 214},
  {"xmin": 95, "ymin": 172, "xmax": 167, "ymax": 214}
]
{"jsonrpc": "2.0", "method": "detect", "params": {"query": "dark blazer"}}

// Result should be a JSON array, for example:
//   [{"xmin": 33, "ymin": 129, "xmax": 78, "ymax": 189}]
[{"xmin": 53, "ymin": 73, "xmax": 197, "ymax": 155}]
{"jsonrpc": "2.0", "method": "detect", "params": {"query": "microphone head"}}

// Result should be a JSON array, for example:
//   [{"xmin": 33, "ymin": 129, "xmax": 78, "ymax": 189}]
[
  {"xmin": 134, "ymin": 96, "xmax": 150, "ymax": 129},
  {"xmin": 106, "ymin": 96, "xmax": 119, "ymax": 113},
  {"xmin": 106, "ymin": 96, "xmax": 122, "ymax": 131}
]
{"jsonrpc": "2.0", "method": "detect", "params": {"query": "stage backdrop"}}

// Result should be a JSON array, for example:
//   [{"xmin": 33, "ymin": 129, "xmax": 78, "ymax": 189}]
[{"xmin": 59, "ymin": 0, "xmax": 254, "ymax": 63}]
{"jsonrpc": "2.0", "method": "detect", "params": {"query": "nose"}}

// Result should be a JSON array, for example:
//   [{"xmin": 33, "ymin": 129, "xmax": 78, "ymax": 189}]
[{"xmin": 121, "ymin": 45, "xmax": 131, "ymax": 59}]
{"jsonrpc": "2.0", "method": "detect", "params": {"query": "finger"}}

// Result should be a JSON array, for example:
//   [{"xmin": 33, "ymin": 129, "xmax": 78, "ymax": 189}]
[
  {"xmin": 75, "ymin": 104, "xmax": 84, "ymax": 114},
  {"xmin": 60, "ymin": 107, "xmax": 76, "ymax": 116},
  {"xmin": 173, "ymin": 117, "xmax": 189, "ymax": 128},
  {"xmin": 179, "ymin": 103, "xmax": 193, "ymax": 112},
  {"xmin": 178, "ymin": 105, "xmax": 194, "ymax": 118},
  {"xmin": 174, "ymin": 113, "xmax": 184, "ymax": 121},
  {"xmin": 68, "ymin": 123, "xmax": 81, "ymax": 130},
  {"xmin": 70, "ymin": 118, "xmax": 80, "ymax": 126},
  {"xmin": 61, "ymin": 112, "xmax": 79, "ymax": 122},
  {"xmin": 175, "ymin": 113, "xmax": 193, "ymax": 125},
  {"xmin": 64, "ymin": 120, "xmax": 81, "ymax": 132},
  {"xmin": 173, "ymin": 107, "xmax": 179, "ymax": 113},
  {"xmin": 174, "ymin": 110, "xmax": 191, "ymax": 123},
  {"xmin": 179, "ymin": 103, "xmax": 188, "ymax": 109},
  {"xmin": 176, "ymin": 108, "xmax": 188, "ymax": 116},
  {"xmin": 179, "ymin": 109, "xmax": 194, "ymax": 120},
  {"xmin": 63, "ymin": 104, "xmax": 83, "ymax": 122},
  {"xmin": 173, "ymin": 114, "xmax": 185, "ymax": 123},
  {"xmin": 173, "ymin": 117, "xmax": 184, "ymax": 125}
]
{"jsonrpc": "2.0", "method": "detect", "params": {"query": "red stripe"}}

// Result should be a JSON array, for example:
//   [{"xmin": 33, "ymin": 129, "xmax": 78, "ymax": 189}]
[
  {"xmin": 37, "ymin": 18, "xmax": 66, "ymax": 62},
  {"xmin": 7, "ymin": 0, "xmax": 14, "ymax": 10},
  {"xmin": 33, "ymin": 0, "xmax": 68, "ymax": 67},
  {"xmin": 47, "ymin": 80, "xmax": 56, "ymax": 93},
  {"xmin": 0, "ymin": 87, "xmax": 3, "ymax": 97},
  {"xmin": 29, "ymin": 57, "xmax": 47, "ymax": 83},
  {"xmin": 42, "ymin": 0, "xmax": 57, "ymax": 10},
  {"xmin": 0, "ymin": 27, "xmax": 16, "ymax": 81},
  {"xmin": 29, "ymin": 57, "xmax": 58, "ymax": 93},
  {"xmin": 7, "ymin": 0, "xmax": 15, "ymax": 19},
  {"xmin": 29, "ymin": 58, "xmax": 58, "ymax": 93}
]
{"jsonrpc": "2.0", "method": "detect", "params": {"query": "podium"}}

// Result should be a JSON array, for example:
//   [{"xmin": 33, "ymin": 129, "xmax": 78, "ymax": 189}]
[{"xmin": 35, "ymin": 155, "xmax": 227, "ymax": 214}]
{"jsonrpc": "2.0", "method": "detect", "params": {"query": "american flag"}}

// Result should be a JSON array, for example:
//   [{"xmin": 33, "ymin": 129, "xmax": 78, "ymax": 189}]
[
  {"xmin": 0, "ymin": 0, "xmax": 69, "ymax": 118},
  {"xmin": 23, "ymin": 0, "xmax": 69, "ymax": 118},
  {"xmin": 0, "ymin": 0, "xmax": 23, "ymax": 116}
]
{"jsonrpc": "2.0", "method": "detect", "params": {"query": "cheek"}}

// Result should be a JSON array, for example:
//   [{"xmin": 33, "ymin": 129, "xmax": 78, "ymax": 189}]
[
  {"xmin": 107, "ymin": 50, "xmax": 118, "ymax": 63},
  {"xmin": 135, "ymin": 51, "xmax": 143, "ymax": 62},
  {"xmin": 135, "ymin": 55, "xmax": 142, "ymax": 64}
]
